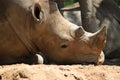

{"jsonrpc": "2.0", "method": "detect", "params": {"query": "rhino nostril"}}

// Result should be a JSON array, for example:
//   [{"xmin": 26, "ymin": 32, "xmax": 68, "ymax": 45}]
[{"xmin": 61, "ymin": 43, "xmax": 68, "ymax": 48}]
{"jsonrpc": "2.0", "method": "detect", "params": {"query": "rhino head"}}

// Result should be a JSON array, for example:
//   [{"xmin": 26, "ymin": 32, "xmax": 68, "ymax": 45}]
[{"xmin": 30, "ymin": 0, "xmax": 106, "ymax": 65}]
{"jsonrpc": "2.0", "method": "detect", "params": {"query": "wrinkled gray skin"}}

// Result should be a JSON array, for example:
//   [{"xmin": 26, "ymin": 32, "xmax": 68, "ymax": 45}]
[
  {"xmin": 0, "ymin": 0, "xmax": 106, "ymax": 65},
  {"xmin": 94, "ymin": 0, "xmax": 120, "ymax": 59}
]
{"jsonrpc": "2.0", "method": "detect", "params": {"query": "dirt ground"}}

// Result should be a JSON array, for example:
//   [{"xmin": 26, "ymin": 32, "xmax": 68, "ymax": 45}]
[{"xmin": 0, "ymin": 63, "xmax": 120, "ymax": 80}]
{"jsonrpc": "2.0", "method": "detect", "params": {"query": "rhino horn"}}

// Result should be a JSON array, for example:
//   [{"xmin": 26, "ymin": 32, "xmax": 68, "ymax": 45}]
[
  {"xmin": 90, "ymin": 26, "xmax": 107, "ymax": 50},
  {"xmin": 75, "ymin": 26, "xmax": 85, "ymax": 39}
]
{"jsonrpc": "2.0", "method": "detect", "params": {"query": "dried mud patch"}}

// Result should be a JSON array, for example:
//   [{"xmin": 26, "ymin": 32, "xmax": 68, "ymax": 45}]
[{"xmin": 0, "ymin": 64, "xmax": 120, "ymax": 80}]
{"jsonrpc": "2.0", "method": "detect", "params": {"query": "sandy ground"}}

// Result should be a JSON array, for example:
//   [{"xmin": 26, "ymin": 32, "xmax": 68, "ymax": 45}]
[{"xmin": 0, "ymin": 63, "xmax": 120, "ymax": 80}]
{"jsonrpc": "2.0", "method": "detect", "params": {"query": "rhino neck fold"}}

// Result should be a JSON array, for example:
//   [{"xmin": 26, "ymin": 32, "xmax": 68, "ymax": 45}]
[{"xmin": 5, "ymin": 13, "xmax": 39, "ymax": 54}]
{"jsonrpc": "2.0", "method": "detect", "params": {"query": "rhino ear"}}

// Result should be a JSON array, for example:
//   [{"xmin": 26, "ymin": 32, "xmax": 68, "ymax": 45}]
[
  {"xmin": 90, "ymin": 26, "xmax": 107, "ymax": 50},
  {"xmin": 31, "ymin": 3, "xmax": 44, "ymax": 22}
]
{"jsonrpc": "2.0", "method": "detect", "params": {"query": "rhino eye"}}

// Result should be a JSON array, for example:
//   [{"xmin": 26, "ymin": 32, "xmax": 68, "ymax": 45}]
[{"xmin": 61, "ymin": 43, "xmax": 68, "ymax": 48}]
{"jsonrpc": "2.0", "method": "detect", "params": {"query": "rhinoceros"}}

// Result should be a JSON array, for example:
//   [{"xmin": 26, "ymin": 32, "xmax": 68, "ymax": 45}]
[
  {"xmin": 0, "ymin": 0, "xmax": 106, "ymax": 65},
  {"xmin": 61, "ymin": 0, "xmax": 120, "ymax": 64}
]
